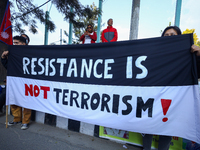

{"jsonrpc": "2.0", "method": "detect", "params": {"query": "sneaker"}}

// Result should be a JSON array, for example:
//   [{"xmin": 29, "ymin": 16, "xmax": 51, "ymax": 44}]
[
  {"xmin": 7, "ymin": 121, "xmax": 22, "ymax": 126},
  {"xmin": 21, "ymin": 124, "xmax": 28, "ymax": 130}
]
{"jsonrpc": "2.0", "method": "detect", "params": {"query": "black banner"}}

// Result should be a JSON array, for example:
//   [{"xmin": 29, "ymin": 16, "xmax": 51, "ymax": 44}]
[{"xmin": 7, "ymin": 34, "xmax": 196, "ymax": 86}]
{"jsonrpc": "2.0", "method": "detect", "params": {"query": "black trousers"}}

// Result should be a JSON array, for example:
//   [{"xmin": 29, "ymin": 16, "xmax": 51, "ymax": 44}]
[
  {"xmin": 0, "ymin": 87, "xmax": 6, "ymax": 110},
  {"xmin": 143, "ymin": 134, "xmax": 172, "ymax": 150}
]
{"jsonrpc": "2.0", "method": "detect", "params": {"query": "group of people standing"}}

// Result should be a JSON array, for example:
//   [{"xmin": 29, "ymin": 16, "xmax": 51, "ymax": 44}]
[
  {"xmin": 81, "ymin": 21, "xmax": 200, "ymax": 150},
  {"xmin": 80, "ymin": 18, "xmax": 118, "ymax": 44},
  {"xmin": 1, "ymin": 18, "xmax": 200, "ymax": 149}
]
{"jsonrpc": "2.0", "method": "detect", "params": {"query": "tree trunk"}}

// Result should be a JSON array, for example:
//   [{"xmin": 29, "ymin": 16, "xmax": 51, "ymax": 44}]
[
  {"xmin": 129, "ymin": 0, "xmax": 140, "ymax": 40},
  {"xmin": 0, "ymin": 0, "xmax": 8, "ymax": 83}
]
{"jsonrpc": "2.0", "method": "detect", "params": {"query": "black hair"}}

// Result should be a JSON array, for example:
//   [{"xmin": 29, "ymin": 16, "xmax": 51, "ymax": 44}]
[
  {"xmin": 13, "ymin": 36, "xmax": 26, "ymax": 44},
  {"xmin": 21, "ymin": 34, "xmax": 30, "ymax": 44},
  {"xmin": 87, "ymin": 24, "xmax": 93, "ymax": 28},
  {"xmin": 161, "ymin": 26, "xmax": 182, "ymax": 37}
]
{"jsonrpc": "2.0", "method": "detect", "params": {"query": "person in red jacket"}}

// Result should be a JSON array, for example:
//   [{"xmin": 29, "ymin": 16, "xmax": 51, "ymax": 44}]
[
  {"xmin": 80, "ymin": 24, "xmax": 97, "ymax": 44},
  {"xmin": 101, "ymin": 18, "xmax": 118, "ymax": 42}
]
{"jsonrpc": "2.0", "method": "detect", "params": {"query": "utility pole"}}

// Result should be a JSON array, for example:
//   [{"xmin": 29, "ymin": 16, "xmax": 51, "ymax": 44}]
[
  {"xmin": 97, "ymin": 0, "xmax": 103, "ymax": 43},
  {"xmin": 68, "ymin": 7, "xmax": 73, "ymax": 44},
  {"xmin": 44, "ymin": 11, "xmax": 49, "ymax": 45},
  {"xmin": 129, "ymin": 0, "xmax": 140, "ymax": 40},
  {"xmin": 60, "ymin": 29, "xmax": 62, "ymax": 45},
  {"xmin": 44, "ymin": 2, "xmax": 52, "ymax": 45},
  {"xmin": 174, "ymin": 0, "xmax": 182, "ymax": 27}
]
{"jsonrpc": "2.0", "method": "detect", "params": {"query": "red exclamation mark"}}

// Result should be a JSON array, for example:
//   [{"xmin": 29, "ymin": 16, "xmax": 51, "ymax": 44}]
[{"xmin": 161, "ymin": 99, "xmax": 172, "ymax": 122}]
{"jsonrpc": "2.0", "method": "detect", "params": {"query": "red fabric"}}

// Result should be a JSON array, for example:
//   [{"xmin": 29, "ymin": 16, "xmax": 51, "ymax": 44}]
[
  {"xmin": 0, "ymin": 1, "xmax": 12, "ymax": 45},
  {"xmin": 101, "ymin": 26, "xmax": 118, "ymax": 43},
  {"xmin": 80, "ymin": 31, "xmax": 97, "ymax": 44}
]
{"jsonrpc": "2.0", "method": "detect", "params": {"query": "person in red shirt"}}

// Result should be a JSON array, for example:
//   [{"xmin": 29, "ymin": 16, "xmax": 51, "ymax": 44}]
[
  {"xmin": 101, "ymin": 18, "xmax": 118, "ymax": 42},
  {"xmin": 80, "ymin": 24, "xmax": 97, "ymax": 44}
]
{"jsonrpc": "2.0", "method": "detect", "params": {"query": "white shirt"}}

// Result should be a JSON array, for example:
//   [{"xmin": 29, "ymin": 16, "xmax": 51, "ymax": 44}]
[{"xmin": 84, "ymin": 32, "xmax": 94, "ymax": 44}]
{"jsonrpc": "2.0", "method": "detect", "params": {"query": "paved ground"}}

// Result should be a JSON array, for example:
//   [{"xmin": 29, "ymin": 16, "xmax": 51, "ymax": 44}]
[{"xmin": 0, "ymin": 113, "xmax": 143, "ymax": 150}]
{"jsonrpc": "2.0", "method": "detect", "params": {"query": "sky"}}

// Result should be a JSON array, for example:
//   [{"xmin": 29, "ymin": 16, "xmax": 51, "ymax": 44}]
[{"xmin": 15, "ymin": 0, "xmax": 200, "ymax": 45}]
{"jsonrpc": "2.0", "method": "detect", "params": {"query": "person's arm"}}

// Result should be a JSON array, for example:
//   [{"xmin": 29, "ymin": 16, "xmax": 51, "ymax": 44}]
[
  {"xmin": 1, "ymin": 57, "xmax": 8, "ymax": 69},
  {"xmin": 1, "ymin": 51, "xmax": 9, "ymax": 69},
  {"xmin": 1, "ymin": 51, "xmax": 9, "ymax": 59},
  {"xmin": 89, "ymin": 32, "xmax": 97, "ymax": 42},
  {"xmin": 101, "ymin": 30, "xmax": 108, "ymax": 43},
  {"xmin": 191, "ymin": 44, "xmax": 200, "ymax": 56},
  {"xmin": 110, "ymin": 28, "xmax": 118, "ymax": 42},
  {"xmin": 80, "ymin": 34, "xmax": 85, "ymax": 41}
]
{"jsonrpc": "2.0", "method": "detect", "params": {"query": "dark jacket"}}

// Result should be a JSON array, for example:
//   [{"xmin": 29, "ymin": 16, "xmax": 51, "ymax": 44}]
[
  {"xmin": 196, "ymin": 56, "xmax": 200, "ymax": 78},
  {"xmin": 1, "ymin": 57, "xmax": 8, "ymax": 69}
]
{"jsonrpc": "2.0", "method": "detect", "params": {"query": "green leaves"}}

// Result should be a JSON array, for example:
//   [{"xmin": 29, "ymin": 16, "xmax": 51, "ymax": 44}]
[{"xmin": 7, "ymin": 0, "xmax": 100, "ymax": 35}]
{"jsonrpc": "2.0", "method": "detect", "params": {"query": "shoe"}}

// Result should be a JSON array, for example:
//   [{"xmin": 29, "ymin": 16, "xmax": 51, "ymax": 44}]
[
  {"xmin": 21, "ymin": 124, "xmax": 28, "ymax": 130},
  {"xmin": 7, "ymin": 121, "xmax": 22, "ymax": 126}
]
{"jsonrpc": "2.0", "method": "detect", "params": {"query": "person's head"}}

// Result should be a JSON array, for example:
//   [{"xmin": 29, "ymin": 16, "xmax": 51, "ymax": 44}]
[
  {"xmin": 13, "ymin": 36, "xmax": 26, "ymax": 45},
  {"xmin": 107, "ymin": 18, "xmax": 113, "ymax": 26},
  {"xmin": 21, "ymin": 34, "xmax": 30, "ymax": 45},
  {"xmin": 161, "ymin": 26, "xmax": 182, "ymax": 37},
  {"xmin": 87, "ymin": 24, "xmax": 93, "ymax": 33}
]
